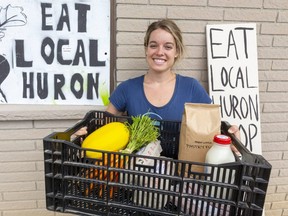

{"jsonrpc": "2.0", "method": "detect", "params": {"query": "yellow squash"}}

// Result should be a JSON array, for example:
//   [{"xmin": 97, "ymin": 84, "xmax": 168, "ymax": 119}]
[{"xmin": 82, "ymin": 122, "xmax": 130, "ymax": 158}]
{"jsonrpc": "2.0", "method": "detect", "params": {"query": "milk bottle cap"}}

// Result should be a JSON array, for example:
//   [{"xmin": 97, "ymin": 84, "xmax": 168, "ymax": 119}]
[{"xmin": 213, "ymin": 134, "xmax": 231, "ymax": 145}]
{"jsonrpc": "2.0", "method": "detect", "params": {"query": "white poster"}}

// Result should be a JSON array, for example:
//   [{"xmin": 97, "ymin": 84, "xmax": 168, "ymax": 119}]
[
  {"xmin": 206, "ymin": 23, "xmax": 261, "ymax": 154},
  {"xmin": 0, "ymin": 0, "xmax": 110, "ymax": 105}
]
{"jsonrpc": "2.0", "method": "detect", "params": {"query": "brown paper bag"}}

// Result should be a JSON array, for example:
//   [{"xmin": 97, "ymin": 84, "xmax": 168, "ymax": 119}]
[{"xmin": 178, "ymin": 103, "xmax": 221, "ymax": 174}]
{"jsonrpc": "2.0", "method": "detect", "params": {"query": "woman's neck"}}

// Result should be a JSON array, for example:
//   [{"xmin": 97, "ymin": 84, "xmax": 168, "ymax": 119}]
[
  {"xmin": 145, "ymin": 70, "xmax": 175, "ymax": 84},
  {"xmin": 143, "ymin": 70, "xmax": 177, "ymax": 107}
]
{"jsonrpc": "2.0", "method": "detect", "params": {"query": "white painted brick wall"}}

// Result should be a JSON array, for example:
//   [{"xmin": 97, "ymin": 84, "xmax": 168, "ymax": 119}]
[
  {"xmin": 0, "ymin": 105, "xmax": 96, "ymax": 216},
  {"xmin": 0, "ymin": 0, "xmax": 288, "ymax": 216}
]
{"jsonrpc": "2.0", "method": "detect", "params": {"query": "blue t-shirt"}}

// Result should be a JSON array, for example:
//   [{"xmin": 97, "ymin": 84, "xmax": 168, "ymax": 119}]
[{"xmin": 109, "ymin": 74, "xmax": 211, "ymax": 121}]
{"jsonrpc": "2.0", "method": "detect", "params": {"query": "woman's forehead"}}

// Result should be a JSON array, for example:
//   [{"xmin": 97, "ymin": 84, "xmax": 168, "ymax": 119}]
[{"xmin": 149, "ymin": 28, "xmax": 175, "ymax": 43}]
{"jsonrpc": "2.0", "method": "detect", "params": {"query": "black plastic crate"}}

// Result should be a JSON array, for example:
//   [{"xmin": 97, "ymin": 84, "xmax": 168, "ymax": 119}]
[{"xmin": 43, "ymin": 110, "xmax": 271, "ymax": 216}]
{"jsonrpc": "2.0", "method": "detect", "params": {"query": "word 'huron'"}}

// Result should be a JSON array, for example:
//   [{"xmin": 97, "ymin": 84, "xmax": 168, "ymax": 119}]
[{"xmin": 22, "ymin": 72, "xmax": 99, "ymax": 100}]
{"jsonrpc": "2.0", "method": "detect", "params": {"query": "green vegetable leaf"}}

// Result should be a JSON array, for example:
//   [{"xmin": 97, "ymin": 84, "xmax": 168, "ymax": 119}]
[{"xmin": 121, "ymin": 115, "xmax": 159, "ymax": 154}]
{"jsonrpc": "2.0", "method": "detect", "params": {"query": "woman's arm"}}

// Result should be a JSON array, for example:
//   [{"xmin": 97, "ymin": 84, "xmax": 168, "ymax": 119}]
[{"xmin": 106, "ymin": 103, "xmax": 123, "ymax": 116}]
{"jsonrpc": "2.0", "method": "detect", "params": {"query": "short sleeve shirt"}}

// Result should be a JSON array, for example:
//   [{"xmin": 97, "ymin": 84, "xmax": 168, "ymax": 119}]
[{"xmin": 109, "ymin": 74, "xmax": 211, "ymax": 121}]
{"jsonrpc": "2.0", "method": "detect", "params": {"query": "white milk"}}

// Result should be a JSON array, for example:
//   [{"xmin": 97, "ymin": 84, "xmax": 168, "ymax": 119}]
[{"xmin": 205, "ymin": 134, "xmax": 236, "ymax": 199}]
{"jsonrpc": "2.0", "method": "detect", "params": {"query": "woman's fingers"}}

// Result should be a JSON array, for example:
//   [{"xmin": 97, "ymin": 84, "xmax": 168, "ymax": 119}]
[
  {"xmin": 71, "ymin": 126, "xmax": 88, "ymax": 140},
  {"xmin": 228, "ymin": 125, "xmax": 242, "ymax": 158},
  {"xmin": 74, "ymin": 126, "xmax": 88, "ymax": 136},
  {"xmin": 228, "ymin": 125, "xmax": 241, "ymax": 140}
]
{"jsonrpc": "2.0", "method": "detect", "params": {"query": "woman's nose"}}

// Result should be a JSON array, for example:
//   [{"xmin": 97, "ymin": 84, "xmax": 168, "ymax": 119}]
[{"xmin": 155, "ymin": 46, "xmax": 164, "ymax": 55}]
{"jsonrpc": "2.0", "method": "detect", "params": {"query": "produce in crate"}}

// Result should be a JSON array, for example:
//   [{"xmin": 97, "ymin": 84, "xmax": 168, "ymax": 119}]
[
  {"xmin": 81, "ymin": 121, "xmax": 130, "ymax": 158},
  {"xmin": 121, "ymin": 115, "xmax": 160, "ymax": 154},
  {"xmin": 43, "ymin": 111, "xmax": 271, "ymax": 216},
  {"xmin": 84, "ymin": 153, "xmax": 124, "ymax": 198},
  {"xmin": 82, "ymin": 121, "xmax": 129, "ymax": 197},
  {"xmin": 83, "ymin": 114, "xmax": 159, "ymax": 198}
]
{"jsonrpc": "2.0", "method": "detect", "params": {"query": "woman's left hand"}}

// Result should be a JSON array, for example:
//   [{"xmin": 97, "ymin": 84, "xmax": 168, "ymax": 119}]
[
  {"xmin": 228, "ymin": 125, "xmax": 241, "ymax": 140},
  {"xmin": 228, "ymin": 125, "xmax": 242, "ymax": 157}
]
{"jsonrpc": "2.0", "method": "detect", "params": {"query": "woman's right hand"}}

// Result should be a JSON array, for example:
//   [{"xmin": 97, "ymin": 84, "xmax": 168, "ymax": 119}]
[
  {"xmin": 75, "ymin": 126, "xmax": 88, "ymax": 136},
  {"xmin": 71, "ymin": 126, "xmax": 88, "ymax": 140}
]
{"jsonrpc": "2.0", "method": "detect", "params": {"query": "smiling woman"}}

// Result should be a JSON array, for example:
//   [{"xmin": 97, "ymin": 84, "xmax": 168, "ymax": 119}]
[
  {"xmin": 144, "ymin": 19, "xmax": 185, "ymax": 65},
  {"xmin": 106, "ymin": 19, "xmax": 211, "ymax": 121},
  {"xmin": 145, "ymin": 28, "xmax": 178, "ymax": 75}
]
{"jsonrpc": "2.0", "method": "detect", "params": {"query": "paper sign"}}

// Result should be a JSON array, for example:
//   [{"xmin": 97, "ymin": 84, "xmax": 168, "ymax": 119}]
[
  {"xmin": 0, "ymin": 0, "xmax": 110, "ymax": 105},
  {"xmin": 206, "ymin": 23, "xmax": 261, "ymax": 154}
]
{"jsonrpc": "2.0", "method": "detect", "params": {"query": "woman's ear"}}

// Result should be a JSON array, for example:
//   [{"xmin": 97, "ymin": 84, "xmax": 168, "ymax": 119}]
[{"xmin": 175, "ymin": 51, "xmax": 179, "ymax": 58}]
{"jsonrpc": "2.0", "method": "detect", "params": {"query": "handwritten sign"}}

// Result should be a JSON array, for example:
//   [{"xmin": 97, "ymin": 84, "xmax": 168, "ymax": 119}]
[
  {"xmin": 0, "ymin": 0, "xmax": 110, "ymax": 105},
  {"xmin": 206, "ymin": 23, "xmax": 261, "ymax": 154}
]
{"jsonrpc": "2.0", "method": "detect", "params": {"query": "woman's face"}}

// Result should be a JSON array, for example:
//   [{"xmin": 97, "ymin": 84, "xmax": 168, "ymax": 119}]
[{"xmin": 146, "ymin": 28, "xmax": 178, "ymax": 73}]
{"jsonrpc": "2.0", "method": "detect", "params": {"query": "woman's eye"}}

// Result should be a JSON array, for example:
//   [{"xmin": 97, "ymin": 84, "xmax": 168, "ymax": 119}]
[
  {"xmin": 149, "ymin": 44, "xmax": 157, "ymax": 48},
  {"xmin": 165, "ymin": 46, "xmax": 173, "ymax": 50}
]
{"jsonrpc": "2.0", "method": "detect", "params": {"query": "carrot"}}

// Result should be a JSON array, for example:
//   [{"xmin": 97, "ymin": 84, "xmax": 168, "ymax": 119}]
[
  {"xmin": 85, "ymin": 160, "xmax": 101, "ymax": 196},
  {"xmin": 107, "ymin": 155, "xmax": 123, "ymax": 199},
  {"xmin": 85, "ymin": 155, "xmax": 107, "ymax": 196},
  {"xmin": 109, "ymin": 171, "xmax": 119, "ymax": 198},
  {"xmin": 85, "ymin": 153, "xmax": 125, "ymax": 198},
  {"xmin": 98, "ymin": 154, "xmax": 124, "ymax": 198}
]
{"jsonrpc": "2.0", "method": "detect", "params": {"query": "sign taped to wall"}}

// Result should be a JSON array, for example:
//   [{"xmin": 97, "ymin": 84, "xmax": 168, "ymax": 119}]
[
  {"xmin": 0, "ymin": 0, "xmax": 110, "ymax": 105},
  {"xmin": 206, "ymin": 23, "xmax": 261, "ymax": 154}
]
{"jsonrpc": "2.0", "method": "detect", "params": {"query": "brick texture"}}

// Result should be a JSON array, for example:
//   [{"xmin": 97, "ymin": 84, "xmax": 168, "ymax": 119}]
[
  {"xmin": 274, "ymin": 36, "xmax": 288, "ymax": 47},
  {"xmin": 1, "ymin": 0, "xmax": 288, "ymax": 216}
]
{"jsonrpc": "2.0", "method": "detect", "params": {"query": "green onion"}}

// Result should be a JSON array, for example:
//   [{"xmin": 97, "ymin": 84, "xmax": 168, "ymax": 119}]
[{"xmin": 121, "ymin": 115, "xmax": 160, "ymax": 154}]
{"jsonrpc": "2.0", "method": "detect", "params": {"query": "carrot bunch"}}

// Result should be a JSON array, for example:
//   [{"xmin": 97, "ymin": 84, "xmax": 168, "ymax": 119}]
[{"xmin": 85, "ymin": 153, "xmax": 124, "ymax": 198}]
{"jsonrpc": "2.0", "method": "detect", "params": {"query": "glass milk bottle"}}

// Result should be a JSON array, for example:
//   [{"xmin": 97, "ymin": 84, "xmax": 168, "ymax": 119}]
[{"xmin": 205, "ymin": 134, "xmax": 236, "ymax": 199}]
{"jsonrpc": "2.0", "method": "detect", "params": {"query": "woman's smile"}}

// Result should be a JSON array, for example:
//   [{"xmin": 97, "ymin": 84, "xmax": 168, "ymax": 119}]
[{"xmin": 153, "ymin": 58, "xmax": 166, "ymax": 65}]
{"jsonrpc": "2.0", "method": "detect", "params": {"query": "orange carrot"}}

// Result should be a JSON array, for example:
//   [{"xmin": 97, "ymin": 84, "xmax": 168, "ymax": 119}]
[{"xmin": 85, "ymin": 153, "xmax": 125, "ymax": 198}]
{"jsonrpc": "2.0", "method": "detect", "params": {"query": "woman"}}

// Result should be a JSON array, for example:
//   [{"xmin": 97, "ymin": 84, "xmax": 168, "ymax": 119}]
[
  {"xmin": 76, "ymin": 19, "xmax": 239, "ymax": 137},
  {"xmin": 107, "ymin": 19, "xmax": 211, "ymax": 121}
]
